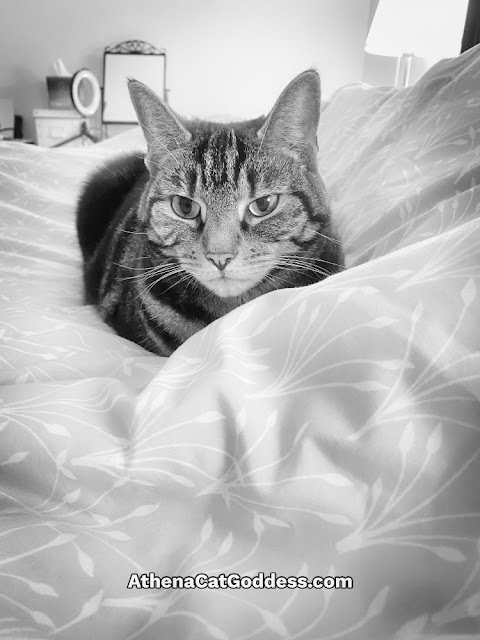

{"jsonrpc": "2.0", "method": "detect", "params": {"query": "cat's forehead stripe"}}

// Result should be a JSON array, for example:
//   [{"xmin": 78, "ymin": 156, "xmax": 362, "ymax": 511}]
[
  {"xmin": 233, "ymin": 136, "xmax": 247, "ymax": 184},
  {"xmin": 186, "ymin": 168, "xmax": 197, "ymax": 198},
  {"xmin": 196, "ymin": 128, "xmax": 246, "ymax": 189}
]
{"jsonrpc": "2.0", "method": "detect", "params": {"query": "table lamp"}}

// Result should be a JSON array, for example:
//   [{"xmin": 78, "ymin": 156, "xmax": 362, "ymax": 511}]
[{"xmin": 365, "ymin": 0, "xmax": 469, "ymax": 87}]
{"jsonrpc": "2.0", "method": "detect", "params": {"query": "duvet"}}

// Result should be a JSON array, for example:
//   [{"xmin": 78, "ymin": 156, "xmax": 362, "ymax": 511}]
[{"xmin": 0, "ymin": 46, "xmax": 479, "ymax": 640}]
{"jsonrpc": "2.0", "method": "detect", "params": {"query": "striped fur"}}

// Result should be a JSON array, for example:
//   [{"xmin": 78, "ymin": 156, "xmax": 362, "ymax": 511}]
[{"xmin": 76, "ymin": 71, "xmax": 344, "ymax": 356}]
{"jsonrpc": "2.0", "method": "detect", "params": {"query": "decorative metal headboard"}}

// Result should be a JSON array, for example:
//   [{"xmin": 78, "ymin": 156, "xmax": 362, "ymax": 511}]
[{"xmin": 102, "ymin": 39, "xmax": 168, "ymax": 126}]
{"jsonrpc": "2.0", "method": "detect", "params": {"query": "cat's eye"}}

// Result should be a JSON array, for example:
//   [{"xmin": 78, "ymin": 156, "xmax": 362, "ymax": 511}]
[
  {"xmin": 171, "ymin": 195, "xmax": 201, "ymax": 219},
  {"xmin": 248, "ymin": 194, "xmax": 279, "ymax": 217}
]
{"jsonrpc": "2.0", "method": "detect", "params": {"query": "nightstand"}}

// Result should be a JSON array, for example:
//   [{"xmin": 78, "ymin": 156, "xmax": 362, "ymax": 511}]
[{"xmin": 33, "ymin": 109, "xmax": 97, "ymax": 147}]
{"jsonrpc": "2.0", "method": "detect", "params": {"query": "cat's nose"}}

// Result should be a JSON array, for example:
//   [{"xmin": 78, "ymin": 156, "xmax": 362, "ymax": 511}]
[{"xmin": 206, "ymin": 253, "xmax": 235, "ymax": 271}]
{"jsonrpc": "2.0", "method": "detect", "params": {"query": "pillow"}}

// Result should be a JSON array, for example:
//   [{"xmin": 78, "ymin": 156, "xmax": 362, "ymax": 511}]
[{"xmin": 317, "ymin": 45, "xmax": 480, "ymax": 268}]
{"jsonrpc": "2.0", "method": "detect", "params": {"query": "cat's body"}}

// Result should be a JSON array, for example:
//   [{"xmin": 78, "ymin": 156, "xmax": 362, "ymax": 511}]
[{"xmin": 76, "ymin": 72, "xmax": 344, "ymax": 356}]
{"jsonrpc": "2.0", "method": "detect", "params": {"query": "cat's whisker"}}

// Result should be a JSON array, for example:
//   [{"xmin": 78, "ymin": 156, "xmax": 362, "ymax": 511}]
[
  {"xmin": 113, "ymin": 260, "xmax": 169, "ymax": 275},
  {"xmin": 118, "ymin": 264, "xmax": 183, "ymax": 282},
  {"xmin": 117, "ymin": 257, "xmax": 178, "ymax": 273},
  {"xmin": 120, "ymin": 228, "xmax": 148, "ymax": 235},
  {"xmin": 134, "ymin": 155, "xmax": 164, "ymax": 171},
  {"xmin": 138, "ymin": 266, "xmax": 186, "ymax": 300},
  {"xmin": 280, "ymin": 255, "xmax": 346, "ymax": 270},
  {"xmin": 309, "ymin": 229, "xmax": 350, "ymax": 247},
  {"xmin": 279, "ymin": 257, "xmax": 338, "ymax": 268},
  {"xmin": 141, "ymin": 271, "xmax": 188, "ymax": 308},
  {"xmin": 262, "ymin": 272, "xmax": 290, "ymax": 293},
  {"xmin": 141, "ymin": 267, "xmax": 184, "ymax": 287},
  {"xmin": 251, "ymin": 253, "xmax": 344, "ymax": 272},
  {"xmin": 282, "ymin": 265, "xmax": 331, "ymax": 275},
  {"xmin": 256, "ymin": 114, "xmax": 271, "ymax": 158},
  {"xmin": 182, "ymin": 272, "xmax": 199, "ymax": 297},
  {"xmin": 275, "ymin": 260, "xmax": 332, "ymax": 278},
  {"xmin": 119, "ymin": 261, "xmax": 180, "ymax": 284},
  {"xmin": 112, "ymin": 261, "xmax": 148, "ymax": 271},
  {"xmin": 162, "ymin": 272, "xmax": 194, "ymax": 296},
  {"xmin": 277, "ymin": 258, "xmax": 331, "ymax": 272},
  {"xmin": 138, "ymin": 122, "xmax": 180, "ymax": 165},
  {"xmin": 138, "ymin": 271, "xmax": 183, "ymax": 312}
]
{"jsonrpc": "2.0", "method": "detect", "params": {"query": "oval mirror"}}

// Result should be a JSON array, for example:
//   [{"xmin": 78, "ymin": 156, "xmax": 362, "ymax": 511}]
[{"xmin": 71, "ymin": 69, "xmax": 101, "ymax": 117}]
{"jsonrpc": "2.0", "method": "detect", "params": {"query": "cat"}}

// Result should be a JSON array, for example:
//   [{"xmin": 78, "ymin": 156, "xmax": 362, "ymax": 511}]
[{"xmin": 76, "ymin": 70, "xmax": 344, "ymax": 356}]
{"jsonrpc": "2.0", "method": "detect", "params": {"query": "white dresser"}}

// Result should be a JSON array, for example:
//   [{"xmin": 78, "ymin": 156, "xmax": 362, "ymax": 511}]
[{"xmin": 33, "ymin": 109, "xmax": 96, "ymax": 147}]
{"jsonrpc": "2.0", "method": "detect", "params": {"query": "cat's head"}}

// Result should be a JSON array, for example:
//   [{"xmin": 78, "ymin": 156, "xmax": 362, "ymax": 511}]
[{"xmin": 128, "ymin": 71, "xmax": 342, "ymax": 299}]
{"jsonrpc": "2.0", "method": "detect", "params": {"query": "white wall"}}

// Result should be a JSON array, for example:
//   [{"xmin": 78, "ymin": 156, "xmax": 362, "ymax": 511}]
[{"xmin": 1, "ymin": 0, "xmax": 371, "ymax": 139}]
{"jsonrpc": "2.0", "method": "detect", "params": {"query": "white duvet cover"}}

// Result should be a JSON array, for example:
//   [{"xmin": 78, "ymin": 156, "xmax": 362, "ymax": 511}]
[{"xmin": 0, "ymin": 46, "xmax": 479, "ymax": 639}]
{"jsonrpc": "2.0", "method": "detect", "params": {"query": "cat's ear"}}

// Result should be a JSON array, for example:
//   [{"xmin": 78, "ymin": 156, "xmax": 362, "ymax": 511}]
[
  {"xmin": 257, "ymin": 70, "xmax": 320, "ymax": 155},
  {"xmin": 128, "ymin": 79, "xmax": 191, "ymax": 174}
]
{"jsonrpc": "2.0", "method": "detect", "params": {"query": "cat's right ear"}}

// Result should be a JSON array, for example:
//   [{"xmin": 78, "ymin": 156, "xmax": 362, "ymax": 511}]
[
  {"xmin": 257, "ymin": 70, "xmax": 321, "ymax": 159},
  {"xmin": 128, "ymin": 79, "xmax": 191, "ymax": 174}
]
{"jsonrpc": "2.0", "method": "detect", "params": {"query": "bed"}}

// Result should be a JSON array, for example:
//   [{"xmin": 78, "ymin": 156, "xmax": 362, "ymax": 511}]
[{"xmin": 1, "ymin": 45, "xmax": 479, "ymax": 640}]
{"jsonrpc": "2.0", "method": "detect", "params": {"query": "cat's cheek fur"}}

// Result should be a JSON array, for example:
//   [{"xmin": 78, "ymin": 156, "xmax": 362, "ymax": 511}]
[
  {"xmin": 252, "ymin": 210, "xmax": 302, "ymax": 243},
  {"xmin": 149, "ymin": 212, "xmax": 195, "ymax": 248},
  {"xmin": 147, "ymin": 227, "xmax": 177, "ymax": 247}
]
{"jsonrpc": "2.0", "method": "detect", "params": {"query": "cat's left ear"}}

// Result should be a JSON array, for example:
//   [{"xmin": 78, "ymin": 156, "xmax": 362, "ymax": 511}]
[
  {"xmin": 128, "ymin": 79, "xmax": 191, "ymax": 174},
  {"xmin": 257, "ymin": 70, "xmax": 320, "ymax": 156}
]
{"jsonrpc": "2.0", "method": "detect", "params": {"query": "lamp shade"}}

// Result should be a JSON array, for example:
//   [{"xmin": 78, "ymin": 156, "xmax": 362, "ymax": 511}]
[{"xmin": 366, "ymin": 0, "xmax": 469, "ymax": 58}]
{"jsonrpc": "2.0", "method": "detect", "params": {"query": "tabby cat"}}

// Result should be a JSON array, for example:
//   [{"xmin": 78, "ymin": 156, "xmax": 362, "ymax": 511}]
[{"xmin": 76, "ymin": 70, "xmax": 344, "ymax": 356}]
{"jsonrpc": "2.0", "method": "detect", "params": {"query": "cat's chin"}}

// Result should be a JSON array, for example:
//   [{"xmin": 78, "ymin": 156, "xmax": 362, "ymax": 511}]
[{"xmin": 203, "ymin": 276, "xmax": 255, "ymax": 298}]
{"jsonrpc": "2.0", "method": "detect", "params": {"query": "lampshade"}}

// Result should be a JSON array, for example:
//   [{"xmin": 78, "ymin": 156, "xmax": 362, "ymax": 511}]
[{"xmin": 366, "ymin": 0, "xmax": 469, "ymax": 59}]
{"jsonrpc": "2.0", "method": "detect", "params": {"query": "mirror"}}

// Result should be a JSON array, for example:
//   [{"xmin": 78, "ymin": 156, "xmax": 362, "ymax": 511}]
[
  {"xmin": 71, "ymin": 69, "xmax": 101, "ymax": 117},
  {"xmin": 102, "ymin": 40, "xmax": 167, "ymax": 124}
]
